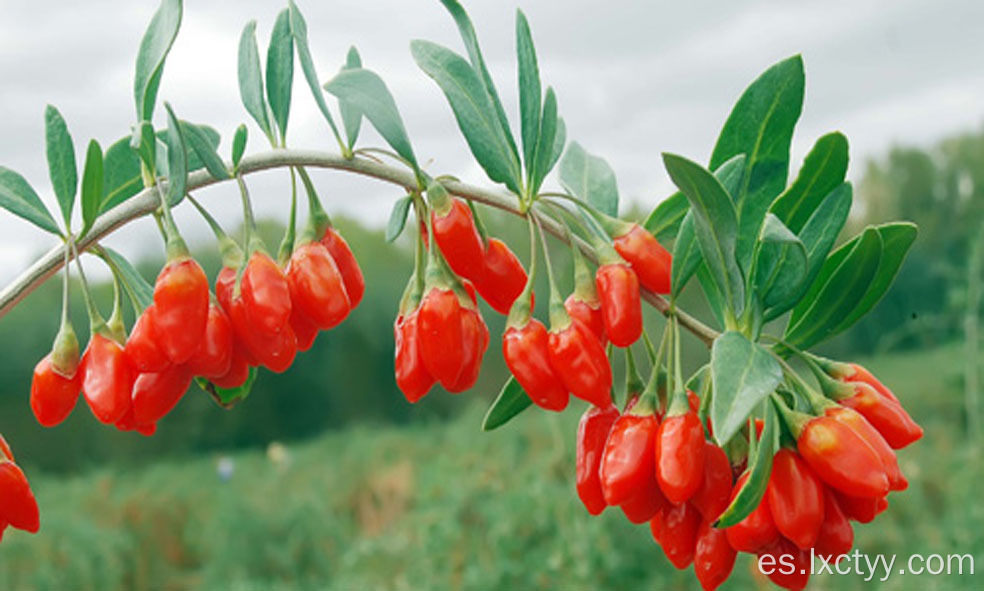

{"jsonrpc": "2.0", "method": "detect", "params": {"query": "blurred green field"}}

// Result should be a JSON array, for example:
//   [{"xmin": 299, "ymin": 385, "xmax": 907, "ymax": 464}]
[{"xmin": 0, "ymin": 343, "xmax": 979, "ymax": 591}]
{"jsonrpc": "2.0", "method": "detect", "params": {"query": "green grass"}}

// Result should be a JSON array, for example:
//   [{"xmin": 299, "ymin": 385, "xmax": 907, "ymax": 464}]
[{"xmin": 0, "ymin": 344, "xmax": 981, "ymax": 590}]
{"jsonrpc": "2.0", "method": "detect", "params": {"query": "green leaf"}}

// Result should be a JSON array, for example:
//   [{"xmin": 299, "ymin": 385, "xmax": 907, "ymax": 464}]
[
  {"xmin": 715, "ymin": 401, "xmax": 779, "ymax": 528},
  {"xmin": 44, "ymin": 105, "xmax": 77, "ymax": 228},
  {"xmin": 385, "ymin": 194, "xmax": 413, "ymax": 243},
  {"xmin": 438, "ymin": 0, "xmax": 520, "ymax": 166},
  {"xmin": 181, "ymin": 122, "xmax": 229, "ymax": 180},
  {"xmin": 710, "ymin": 55, "xmax": 805, "ymax": 274},
  {"xmin": 232, "ymin": 124, "xmax": 247, "ymax": 170},
  {"xmin": 482, "ymin": 377, "xmax": 533, "ymax": 431},
  {"xmin": 100, "ymin": 246, "xmax": 153, "ymax": 311},
  {"xmin": 163, "ymin": 103, "xmax": 188, "ymax": 207},
  {"xmin": 101, "ymin": 138, "xmax": 143, "ymax": 213},
  {"xmin": 671, "ymin": 212, "xmax": 699, "ymax": 299},
  {"xmin": 662, "ymin": 153, "xmax": 744, "ymax": 318},
  {"xmin": 79, "ymin": 140, "xmax": 104, "ymax": 237},
  {"xmin": 238, "ymin": 20, "xmax": 275, "ymax": 143},
  {"xmin": 671, "ymin": 154, "xmax": 748, "ymax": 297},
  {"xmin": 130, "ymin": 120, "xmax": 157, "ymax": 175},
  {"xmin": 828, "ymin": 222, "xmax": 917, "ymax": 337},
  {"xmin": 198, "ymin": 367, "xmax": 258, "ymax": 407},
  {"xmin": 710, "ymin": 331, "xmax": 782, "ymax": 447},
  {"xmin": 411, "ymin": 40, "xmax": 521, "ymax": 194},
  {"xmin": 324, "ymin": 68, "xmax": 417, "ymax": 169},
  {"xmin": 339, "ymin": 46, "xmax": 363, "ymax": 150},
  {"xmin": 785, "ymin": 227, "xmax": 883, "ymax": 348},
  {"xmin": 559, "ymin": 141, "xmax": 618, "ymax": 217},
  {"xmin": 266, "ymin": 9, "xmax": 294, "ymax": 143},
  {"xmin": 645, "ymin": 192, "xmax": 688, "ymax": 242},
  {"xmin": 763, "ymin": 182, "xmax": 852, "ymax": 321},
  {"xmin": 515, "ymin": 9, "xmax": 540, "ymax": 172},
  {"xmin": 133, "ymin": 0, "xmax": 182, "ymax": 121},
  {"xmin": 528, "ymin": 87, "xmax": 557, "ymax": 194},
  {"xmin": 771, "ymin": 132, "xmax": 849, "ymax": 233},
  {"xmin": 754, "ymin": 213, "xmax": 807, "ymax": 309},
  {"xmin": 548, "ymin": 117, "xmax": 566, "ymax": 173},
  {"xmin": 287, "ymin": 0, "xmax": 343, "ymax": 144},
  {"xmin": 0, "ymin": 167, "xmax": 60, "ymax": 235},
  {"xmin": 697, "ymin": 263, "xmax": 727, "ymax": 329}
]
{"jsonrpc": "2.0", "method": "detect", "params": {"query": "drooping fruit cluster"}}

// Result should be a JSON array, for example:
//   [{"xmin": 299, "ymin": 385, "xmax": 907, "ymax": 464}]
[
  {"xmin": 0, "ymin": 435, "xmax": 40, "ymax": 541},
  {"xmin": 29, "ymin": 225, "xmax": 363, "ymax": 435}
]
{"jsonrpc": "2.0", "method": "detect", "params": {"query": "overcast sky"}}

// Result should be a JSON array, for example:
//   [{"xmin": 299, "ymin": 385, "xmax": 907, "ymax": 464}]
[{"xmin": 1, "ymin": 0, "xmax": 983, "ymax": 285}]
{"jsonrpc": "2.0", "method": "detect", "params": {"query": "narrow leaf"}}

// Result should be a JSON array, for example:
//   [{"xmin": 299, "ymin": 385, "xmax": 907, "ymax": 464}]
[
  {"xmin": 528, "ymin": 87, "xmax": 557, "ymax": 194},
  {"xmin": 101, "ymin": 246, "xmax": 153, "ymax": 311},
  {"xmin": 130, "ymin": 120, "xmax": 157, "ymax": 175},
  {"xmin": 515, "ymin": 9, "xmax": 540, "ymax": 171},
  {"xmin": 232, "ymin": 124, "xmax": 248, "ymax": 170},
  {"xmin": 101, "ymin": 138, "xmax": 143, "ymax": 213},
  {"xmin": 339, "ymin": 46, "xmax": 363, "ymax": 150},
  {"xmin": 548, "ymin": 117, "xmax": 566, "ymax": 173},
  {"xmin": 324, "ymin": 68, "xmax": 417, "ymax": 169},
  {"xmin": 715, "ymin": 401, "xmax": 779, "ymax": 527},
  {"xmin": 645, "ymin": 192, "xmax": 688, "ymax": 242},
  {"xmin": 828, "ymin": 222, "xmax": 917, "ymax": 336},
  {"xmin": 662, "ymin": 153, "xmax": 744, "ymax": 318},
  {"xmin": 385, "ymin": 194, "xmax": 413, "ymax": 243},
  {"xmin": 163, "ymin": 103, "xmax": 188, "ymax": 207},
  {"xmin": 763, "ymin": 182, "xmax": 852, "ymax": 320},
  {"xmin": 0, "ymin": 168, "xmax": 60, "ymax": 234},
  {"xmin": 710, "ymin": 55, "xmax": 805, "ymax": 273},
  {"xmin": 44, "ymin": 105, "xmax": 77, "ymax": 227},
  {"xmin": 438, "ymin": 0, "xmax": 520, "ymax": 165},
  {"xmin": 266, "ymin": 9, "xmax": 294, "ymax": 143},
  {"xmin": 482, "ymin": 377, "xmax": 533, "ymax": 431},
  {"xmin": 411, "ymin": 40, "xmax": 521, "ymax": 194},
  {"xmin": 710, "ymin": 331, "xmax": 782, "ymax": 446},
  {"xmin": 80, "ymin": 140, "xmax": 104, "ymax": 237},
  {"xmin": 133, "ymin": 0, "xmax": 182, "ymax": 121},
  {"xmin": 771, "ymin": 132, "xmax": 849, "ymax": 233},
  {"xmin": 559, "ymin": 141, "xmax": 618, "ymax": 217},
  {"xmin": 181, "ymin": 122, "xmax": 229, "ymax": 180},
  {"xmin": 238, "ymin": 20, "xmax": 275, "ymax": 143},
  {"xmin": 785, "ymin": 227, "xmax": 883, "ymax": 348},
  {"xmin": 671, "ymin": 212, "xmax": 699, "ymax": 299},
  {"xmin": 754, "ymin": 213, "xmax": 807, "ymax": 308},
  {"xmin": 287, "ymin": 0, "xmax": 343, "ymax": 142}
]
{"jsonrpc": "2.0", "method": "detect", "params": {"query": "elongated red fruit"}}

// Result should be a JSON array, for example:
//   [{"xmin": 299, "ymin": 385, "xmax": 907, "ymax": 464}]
[
  {"xmin": 612, "ymin": 224, "xmax": 672, "ymax": 295},
  {"xmin": 661, "ymin": 502, "xmax": 701, "ymax": 569},
  {"xmin": 152, "ymin": 257, "xmax": 209, "ymax": 364},
  {"xmin": 430, "ymin": 198, "xmax": 486, "ymax": 281},
  {"xmin": 548, "ymin": 319, "xmax": 612, "ymax": 407},
  {"xmin": 599, "ymin": 412, "xmax": 658, "ymax": 506},
  {"xmin": 287, "ymin": 241, "xmax": 351, "ymax": 330},
  {"xmin": 82, "ymin": 334, "xmax": 134, "ymax": 424},
  {"xmin": 797, "ymin": 415, "xmax": 889, "ymax": 499},
  {"xmin": 839, "ymin": 382, "xmax": 922, "ymax": 449},
  {"xmin": 656, "ymin": 409, "xmax": 706, "ymax": 504},
  {"xmin": 187, "ymin": 302, "xmax": 234, "ymax": 379},
  {"xmin": 758, "ymin": 537, "xmax": 810, "ymax": 590},
  {"xmin": 691, "ymin": 442, "xmax": 733, "ymax": 522},
  {"xmin": 474, "ymin": 238, "xmax": 527, "ymax": 314},
  {"xmin": 0, "ymin": 461, "xmax": 40, "ymax": 533},
  {"xmin": 445, "ymin": 306, "xmax": 488, "ymax": 393},
  {"xmin": 595, "ymin": 263, "xmax": 642, "ymax": 347},
  {"xmin": 564, "ymin": 293, "xmax": 606, "ymax": 346},
  {"xmin": 814, "ymin": 488, "xmax": 854, "ymax": 561},
  {"xmin": 211, "ymin": 349, "xmax": 251, "ymax": 390},
  {"xmin": 30, "ymin": 355, "xmax": 82, "ymax": 427},
  {"xmin": 576, "ymin": 404, "xmax": 619, "ymax": 515},
  {"xmin": 825, "ymin": 405, "xmax": 907, "ymax": 491},
  {"xmin": 394, "ymin": 309, "xmax": 436, "ymax": 403},
  {"xmin": 694, "ymin": 519, "xmax": 737, "ymax": 591},
  {"xmin": 321, "ymin": 227, "xmax": 365, "ymax": 309},
  {"xmin": 241, "ymin": 251, "xmax": 292, "ymax": 337},
  {"xmin": 417, "ymin": 288, "xmax": 465, "ymax": 389},
  {"xmin": 132, "ymin": 365, "xmax": 194, "ymax": 426},
  {"xmin": 724, "ymin": 473, "xmax": 780, "ymax": 553},
  {"xmin": 503, "ymin": 319, "xmax": 568, "ymax": 411},
  {"xmin": 767, "ymin": 449, "xmax": 824, "ymax": 550},
  {"xmin": 125, "ymin": 306, "xmax": 170, "ymax": 373}
]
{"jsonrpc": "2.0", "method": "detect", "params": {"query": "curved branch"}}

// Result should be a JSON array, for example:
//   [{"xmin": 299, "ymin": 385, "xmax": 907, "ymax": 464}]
[{"xmin": 0, "ymin": 149, "xmax": 719, "ymax": 346}]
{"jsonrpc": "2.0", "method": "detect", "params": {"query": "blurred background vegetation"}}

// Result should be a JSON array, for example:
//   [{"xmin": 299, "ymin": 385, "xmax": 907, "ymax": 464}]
[{"xmin": 0, "ymin": 127, "xmax": 982, "ymax": 589}]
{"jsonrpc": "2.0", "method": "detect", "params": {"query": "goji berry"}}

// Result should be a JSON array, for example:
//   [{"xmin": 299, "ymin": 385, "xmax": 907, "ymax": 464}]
[
  {"xmin": 240, "ymin": 251, "xmax": 292, "ymax": 337},
  {"xmin": 445, "ymin": 305, "xmax": 488, "ymax": 393},
  {"xmin": 211, "ymin": 348, "xmax": 251, "ymax": 390},
  {"xmin": 694, "ymin": 519, "xmax": 737, "ymax": 591},
  {"xmin": 125, "ymin": 306, "xmax": 170, "ymax": 373},
  {"xmin": 656, "ymin": 408, "xmax": 706, "ymax": 504},
  {"xmin": 825, "ymin": 405, "xmax": 907, "ymax": 491},
  {"xmin": 394, "ymin": 309, "xmax": 436, "ymax": 403},
  {"xmin": 620, "ymin": 470, "xmax": 669, "ymax": 524},
  {"xmin": 595, "ymin": 263, "xmax": 642, "ymax": 347},
  {"xmin": 564, "ymin": 293, "xmax": 606, "ymax": 346},
  {"xmin": 757, "ymin": 537, "xmax": 810, "ymax": 591},
  {"xmin": 151, "ymin": 257, "xmax": 209, "ymax": 364},
  {"xmin": 576, "ymin": 403, "xmax": 619, "ymax": 515},
  {"xmin": 612, "ymin": 223, "xmax": 672, "ymax": 295},
  {"xmin": 503, "ymin": 319, "xmax": 568, "ymax": 411},
  {"xmin": 320, "ymin": 226, "xmax": 365, "ymax": 308},
  {"xmin": 691, "ymin": 442, "xmax": 733, "ymax": 522},
  {"xmin": 186, "ymin": 302, "xmax": 234, "ymax": 379},
  {"xmin": 814, "ymin": 488, "xmax": 854, "ymax": 562},
  {"xmin": 0, "ymin": 460, "xmax": 39, "ymax": 533},
  {"xmin": 834, "ymin": 491, "xmax": 888, "ymax": 524},
  {"xmin": 473, "ymin": 238, "xmax": 527, "ymax": 314},
  {"xmin": 286, "ymin": 241, "xmax": 351, "ymax": 330},
  {"xmin": 838, "ymin": 382, "xmax": 922, "ymax": 449},
  {"xmin": 132, "ymin": 365, "xmax": 193, "ymax": 426},
  {"xmin": 724, "ymin": 472, "xmax": 780, "ymax": 553},
  {"xmin": 81, "ymin": 333, "xmax": 134, "ymax": 424},
  {"xmin": 661, "ymin": 502, "xmax": 701, "ymax": 569},
  {"xmin": 797, "ymin": 415, "xmax": 889, "ymax": 498},
  {"xmin": 431, "ymin": 197, "xmax": 485, "ymax": 281},
  {"xmin": 417, "ymin": 287, "xmax": 465, "ymax": 389},
  {"xmin": 548, "ymin": 319, "xmax": 612, "ymax": 407},
  {"xmin": 767, "ymin": 448, "xmax": 824, "ymax": 550},
  {"xmin": 30, "ymin": 354, "xmax": 82, "ymax": 427},
  {"xmin": 599, "ymin": 409, "xmax": 658, "ymax": 506}
]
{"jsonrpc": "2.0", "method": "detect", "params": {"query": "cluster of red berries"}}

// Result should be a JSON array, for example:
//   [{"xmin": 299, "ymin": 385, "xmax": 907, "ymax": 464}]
[
  {"xmin": 29, "ymin": 227, "xmax": 363, "ymax": 434},
  {"xmin": 575, "ymin": 362, "xmax": 922, "ymax": 590},
  {"xmin": 0, "ymin": 435, "xmax": 39, "ymax": 542}
]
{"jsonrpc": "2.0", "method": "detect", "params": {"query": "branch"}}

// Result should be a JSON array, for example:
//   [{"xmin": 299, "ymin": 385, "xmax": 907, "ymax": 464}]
[{"xmin": 0, "ymin": 149, "xmax": 719, "ymax": 346}]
